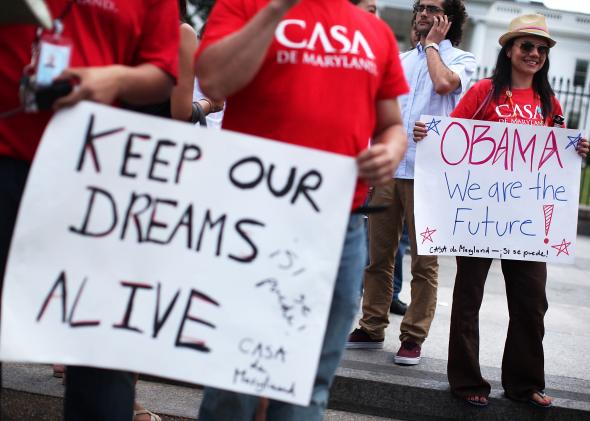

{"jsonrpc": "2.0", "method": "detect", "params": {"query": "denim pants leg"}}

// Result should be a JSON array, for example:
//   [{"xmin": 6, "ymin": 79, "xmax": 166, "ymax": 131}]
[
  {"xmin": 198, "ymin": 215, "xmax": 366, "ymax": 421},
  {"xmin": 0, "ymin": 157, "xmax": 30, "ymax": 417},
  {"xmin": 0, "ymin": 158, "xmax": 29, "ymax": 300},
  {"xmin": 64, "ymin": 366, "xmax": 135, "ymax": 421}
]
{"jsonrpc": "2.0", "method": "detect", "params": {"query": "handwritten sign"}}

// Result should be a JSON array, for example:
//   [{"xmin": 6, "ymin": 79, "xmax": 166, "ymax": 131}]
[
  {"xmin": 0, "ymin": 102, "xmax": 357, "ymax": 405},
  {"xmin": 415, "ymin": 116, "xmax": 582, "ymax": 263}
]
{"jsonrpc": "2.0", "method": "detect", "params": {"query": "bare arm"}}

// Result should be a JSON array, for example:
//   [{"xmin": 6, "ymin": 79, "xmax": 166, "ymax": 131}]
[
  {"xmin": 54, "ymin": 63, "xmax": 174, "ymax": 109},
  {"xmin": 357, "ymin": 99, "xmax": 407, "ymax": 186},
  {"xmin": 195, "ymin": 0, "xmax": 299, "ymax": 101},
  {"xmin": 425, "ymin": 15, "xmax": 461, "ymax": 96},
  {"xmin": 171, "ymin": 23, "xmax": 199, "ymax": 122}
]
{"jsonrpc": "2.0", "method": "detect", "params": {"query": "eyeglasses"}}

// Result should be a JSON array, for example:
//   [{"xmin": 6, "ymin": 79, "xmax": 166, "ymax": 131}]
[
  {"xmin": 517, "ymin": 41, "xmax": 549, "ymax": 56},
  {"xmin": 413, "ymin": 4, "xmax": 444, "ymax": 14}
]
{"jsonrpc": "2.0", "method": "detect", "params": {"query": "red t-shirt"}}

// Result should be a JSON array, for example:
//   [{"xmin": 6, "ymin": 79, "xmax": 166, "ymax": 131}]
[
  {"xmin": 451, "ymin": 78, "xmax": 563, "ymax": 126},
  {"xmin": 197, "ymin": 0, "xmax": 409, "ymax": 209},
  {"xmin": 0, "ymin": 0, "xmax": 179, "ymax": 162}
]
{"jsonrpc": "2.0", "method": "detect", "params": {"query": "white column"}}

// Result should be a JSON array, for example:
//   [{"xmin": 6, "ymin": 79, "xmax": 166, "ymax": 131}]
[{"xmin": 470, "ymin": 20, "xmax": 487, "ymax": 67}]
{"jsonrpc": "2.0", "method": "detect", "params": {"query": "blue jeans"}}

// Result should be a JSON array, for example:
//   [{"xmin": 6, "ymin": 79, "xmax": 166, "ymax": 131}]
[
  {"xmin": 393, "ymin": 224, "xmax": 409, "ymax": 300},
  {"xmin": 198, "ymin": 215, "xmax": 366, "ymax": 421}
]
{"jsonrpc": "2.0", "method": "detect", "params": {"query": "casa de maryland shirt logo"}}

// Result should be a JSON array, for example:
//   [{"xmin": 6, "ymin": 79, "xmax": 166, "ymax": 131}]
[
  {"xmin": 495, "ymin": 103, "xmax": 546, "ymax": 126},
  {"xmin": 274, "ymin": 20, "xmax": 378, "ymax": 75}
]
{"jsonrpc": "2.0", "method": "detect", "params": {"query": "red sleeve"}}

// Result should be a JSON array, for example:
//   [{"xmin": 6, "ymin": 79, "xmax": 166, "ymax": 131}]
[
  {"xmin": 195, "ymin": 0, "xmax": 251, "ymax": 60},
  {"xmin": 450, "ymin": 79, "xmax": 490, "ymax": 119},
  {"xmin": 136, "ymin": 0, "xmax": 180, "ymax": 80},
  {"xmin": 377, "ymin": 22, "xmax": 409, "ymax": 100}
]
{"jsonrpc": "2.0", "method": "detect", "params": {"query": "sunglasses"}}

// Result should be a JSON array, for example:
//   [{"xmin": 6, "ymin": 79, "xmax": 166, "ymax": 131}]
[
  {"xmin": 413, "ymin": 4, "xmax": 444, "ymax": 14},
  {"xmin": 517, "ymin": 41, "xmax": 549, "ymax": 56}
]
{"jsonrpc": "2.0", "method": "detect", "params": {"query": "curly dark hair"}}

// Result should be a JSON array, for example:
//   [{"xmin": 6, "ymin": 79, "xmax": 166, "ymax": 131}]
[
  {"xmin": 413, "ymin": 0, "xmax": 467, "ymax": 46},
  {"xmin": 179, "ymin": 0, "xmax": 189, "ymax": 23}
]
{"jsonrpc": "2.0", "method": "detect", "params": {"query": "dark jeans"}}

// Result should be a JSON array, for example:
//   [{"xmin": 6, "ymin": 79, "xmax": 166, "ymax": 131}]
[
  {"xmin": 64, "ymin": 367, "xmax": 135, "ymax": 421},
  {"xmin": 0, "ymin": 157, "xmax": 135, "ymax": 420},
  {"xmin": 448, "ymin": 256, "xmax": 547, "ymax": 400},
  {"xmin": 0, "ymin": 157, "xmax": 30, "ymax": 418},
  {"xmin": 0, "ymin": 157, "xmax": 29, "ymax": 290}
]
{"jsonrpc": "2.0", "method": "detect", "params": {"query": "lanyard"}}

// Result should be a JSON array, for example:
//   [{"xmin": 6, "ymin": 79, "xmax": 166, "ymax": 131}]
[
  {"xmin": 33, "ymin": 0, "xmax": 77, "ymax": 49},
  {"xmin": 26, "ymin": 0, "xmax": 77, "ymax": 75}
]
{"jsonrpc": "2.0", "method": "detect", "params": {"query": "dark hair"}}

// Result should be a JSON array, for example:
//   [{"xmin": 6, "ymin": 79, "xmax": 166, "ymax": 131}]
[
  {"xmin": 198, "ymin": 22, "xmax": 207, "ymax": 40},
  {"xmin": 490, "ymin": 38, "xmax": 554, "ymax": 119},
  {"xmin": 178, "ymin": 0, "xmax": 189, "ymax": 23},
  {"xmin": 349, "ymin": 0, "xmax": 362, "ymax": 4},
  {"xmin": 412, "ymin": 0, "xmax": 466, "ymax": 46}
]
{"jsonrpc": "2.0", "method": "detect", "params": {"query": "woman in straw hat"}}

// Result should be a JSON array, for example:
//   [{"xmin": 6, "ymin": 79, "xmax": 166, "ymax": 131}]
[{"xmin": 414, "ymin": 13, "xmax": 589, "ymax": 408}]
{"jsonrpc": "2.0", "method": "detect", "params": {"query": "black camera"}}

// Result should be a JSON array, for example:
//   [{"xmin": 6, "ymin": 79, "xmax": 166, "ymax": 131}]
[
  {"xmin": 20, "ymin": 74, "xmax": 73, "ymax": 112},
  {"xmin": 552, "ymin": 114, "xmax": 564, "ymax": 128}
]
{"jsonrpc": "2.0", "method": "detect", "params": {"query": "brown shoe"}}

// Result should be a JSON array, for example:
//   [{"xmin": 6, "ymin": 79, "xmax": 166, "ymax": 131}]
[{"xmin": 345, "ymin": 328, "xmax": 384, "ymax": 350}]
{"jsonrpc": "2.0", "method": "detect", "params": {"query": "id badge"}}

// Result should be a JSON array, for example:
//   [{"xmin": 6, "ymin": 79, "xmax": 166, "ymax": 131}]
[{"xmin": 35, "ymin": 33, "xmax": 72, "ymax": 86}]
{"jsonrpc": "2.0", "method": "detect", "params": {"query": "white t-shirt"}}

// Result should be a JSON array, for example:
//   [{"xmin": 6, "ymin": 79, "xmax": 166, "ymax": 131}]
[{"xmin": 193, "ymin": 80, "xmax": 224, "ymax": 129}]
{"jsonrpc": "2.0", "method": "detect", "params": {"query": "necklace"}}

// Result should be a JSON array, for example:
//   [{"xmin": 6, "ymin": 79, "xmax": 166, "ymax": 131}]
[{"xmin": 505, "ymin": 90, "xmax": 517, "ymax": 117}]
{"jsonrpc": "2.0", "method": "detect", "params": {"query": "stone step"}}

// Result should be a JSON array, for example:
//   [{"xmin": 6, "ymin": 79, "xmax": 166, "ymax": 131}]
[
  {"xmin": 3, "ymin": 356, "xmax": 590, "ymax": 420},
  {"xmin": 0, "ymin": 363, "xmax": 397, "ymax": 420},
  {"xmin": 331, "ymin": 349, "xmax": 590, "ymax": 420}
]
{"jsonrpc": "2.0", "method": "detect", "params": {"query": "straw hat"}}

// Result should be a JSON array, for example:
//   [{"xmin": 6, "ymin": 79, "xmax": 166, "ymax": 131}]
[{"xmin": 498, "ymin": 14, "xmax": 556, "ymax": 48}]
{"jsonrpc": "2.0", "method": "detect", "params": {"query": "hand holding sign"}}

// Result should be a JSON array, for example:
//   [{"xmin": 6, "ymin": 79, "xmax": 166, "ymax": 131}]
[
  {"xmin": 576, "ymin": 136, "xmax": 589, "ymax": 158},
  {"xmin": 413, "ymin": 120, "xmax": 428, "ymax": 142}
]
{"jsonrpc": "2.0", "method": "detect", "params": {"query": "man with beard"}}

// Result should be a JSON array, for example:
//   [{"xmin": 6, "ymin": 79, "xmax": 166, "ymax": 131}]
[{"xmin": 347, "ymin": 0, "xmax": 475, "ymax": 366}]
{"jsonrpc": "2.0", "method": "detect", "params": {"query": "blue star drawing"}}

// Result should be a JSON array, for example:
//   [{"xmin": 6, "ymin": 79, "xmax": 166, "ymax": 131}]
[
  {"xmin": 426, "ymin": 117, "xmax": 442, "ymax": 135},
  {"xmin": 566, "ymin": 133, "xmax": 582, "ymax": 150}
]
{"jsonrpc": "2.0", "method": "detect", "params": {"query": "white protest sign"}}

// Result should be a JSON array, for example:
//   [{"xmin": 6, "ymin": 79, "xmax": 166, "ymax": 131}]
[
  {"xmin": 0, "ymin": 101, "xmax": 357, "ymax": 405},
  {"xmin": 415, "ymin": 115, "xmax": 583, "ymax": 263}
]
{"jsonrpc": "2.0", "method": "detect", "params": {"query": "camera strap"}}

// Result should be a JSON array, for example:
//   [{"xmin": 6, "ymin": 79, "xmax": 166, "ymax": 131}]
[
  {"xmin": 17, "ymin": 0, "xmax": 77, "ymax": 113},
  {"xmin": 30, "ymin": 1, "xmax": 76, "ymax": 84},
  {"xmin": 0, "ymin": 2, "xmax": 77, "ymax": 118}
]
